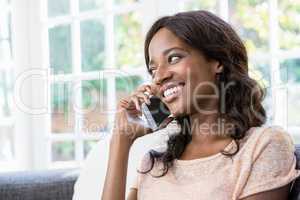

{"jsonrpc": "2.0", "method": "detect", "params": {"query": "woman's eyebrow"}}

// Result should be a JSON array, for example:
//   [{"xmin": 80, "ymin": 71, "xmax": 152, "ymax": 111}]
[
  {"xmin": 162, "ymin": 46, "xmax": 186, "ymax": 55},
  {"xmin": 149, "ymin": 47, "xmax": 187, "ymax": 66}
]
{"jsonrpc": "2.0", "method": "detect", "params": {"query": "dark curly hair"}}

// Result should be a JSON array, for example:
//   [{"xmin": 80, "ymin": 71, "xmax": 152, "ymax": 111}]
[{"xmin": 140, "ymin": 10, "xmax": 266, "ymax": 177}]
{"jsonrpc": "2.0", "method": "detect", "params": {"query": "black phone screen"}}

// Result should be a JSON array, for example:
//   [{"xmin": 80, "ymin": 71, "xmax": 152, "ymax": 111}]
[{"xmin": 142, "ymin": 96, "xmax": 170, "ymax": 130}]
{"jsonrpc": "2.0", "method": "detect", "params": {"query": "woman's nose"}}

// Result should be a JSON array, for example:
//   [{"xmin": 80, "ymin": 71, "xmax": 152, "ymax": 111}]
[{"xmin": 153, "ymin": 66, "xmax": 172, "ymax": 86}]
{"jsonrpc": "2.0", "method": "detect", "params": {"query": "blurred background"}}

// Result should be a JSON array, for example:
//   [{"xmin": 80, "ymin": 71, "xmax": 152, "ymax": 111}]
[{"xmin": 0, "ymin": 0, "xmax": 299, "ymax": 172}]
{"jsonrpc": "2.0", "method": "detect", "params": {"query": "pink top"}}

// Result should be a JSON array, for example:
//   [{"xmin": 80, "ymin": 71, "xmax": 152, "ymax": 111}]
[{"xmin": 131, "ymin": 126, "xmax": 300, "ymax": 199}]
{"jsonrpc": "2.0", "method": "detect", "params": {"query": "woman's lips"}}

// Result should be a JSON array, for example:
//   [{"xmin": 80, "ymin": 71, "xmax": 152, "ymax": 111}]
[
  {"xmin": 160, "ymin": 81, "xmax": 185, "ymax": 95},
  {"xmin": 162, "ymin": 83, "xmax": 184, "ymax": 103}
]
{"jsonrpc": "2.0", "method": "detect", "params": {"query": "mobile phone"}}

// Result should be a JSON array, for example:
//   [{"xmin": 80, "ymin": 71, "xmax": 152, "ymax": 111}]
[{"xmin": 141, "ymin": 96, "xmax": 171, "ymax": 131}]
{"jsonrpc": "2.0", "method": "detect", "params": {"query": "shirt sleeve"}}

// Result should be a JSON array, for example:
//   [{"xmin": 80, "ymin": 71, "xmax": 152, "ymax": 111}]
[
  {"xmin": 239, "ymin": 127, "xmax": 300, "ymax": 199},
  {"xmin": 130, "ymin": 174, "xmax": 138, "ymax": 189},
  {"xmin": 129, "ymin": 152, "xmax": 152, "ymax": 190}
]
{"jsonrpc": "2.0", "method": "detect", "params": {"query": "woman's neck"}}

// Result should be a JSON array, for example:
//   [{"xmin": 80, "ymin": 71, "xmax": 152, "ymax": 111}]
[{"xmin": 189, "ymin": 112, "xmax": 230, "ymax": 145}]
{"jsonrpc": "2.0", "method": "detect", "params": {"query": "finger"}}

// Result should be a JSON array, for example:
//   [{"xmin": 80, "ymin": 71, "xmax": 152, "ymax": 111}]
[
  {"xmin": 120, "ymin": 98, "xmax": 129, "ymax": 104},
  {"xmin": 126, "ymin": 104, "xmax": 141, "ymax": 113},
  {"xmin": 145, "ymin": 86, "xmax": 152, "ymax": 96},
  {"xmin": 120, "ymin": 98, "xmax": 137, "ymax": 110},
  {"xmin": 131, "ymin": 96, "xmax": 141, "ymax": 111},
  {"xmin": 135, "ymin": 92, "xmax": 151, "ymax": 105},
  {"xmin": 150, "ymin": 84, "xmax": 159, "ymax": 96},
  {"xmin": 127, "ymin": 99, "xmax": 138, "ymax": 110},
  {"xmin": 137, "ymin": 85, "xmax": 154, "ymax": 96},
  {"xmin": 120, "ymin": 100, "xmax": 128, "ymax": 105},
  {"xmin": 136, "ymin": 84, "xmax": 150, "ymax": 92},
  {"xmin": 120, "ymin": 100, "xmax": 129, "ymax": 108},
  {"xmin": 143, "ymin": 85, "xmax": 152, "ymax": 94},
  {"xmin": 119, "ymin": 98, "xmax": 130, "ymax": 107},
  {"xmin": 127, "ymin": 109, "xmax": 141, "ymax": 114},
  {"xmin": 127, "ymin": 110, "xmax": 141, "ymax": 118}
]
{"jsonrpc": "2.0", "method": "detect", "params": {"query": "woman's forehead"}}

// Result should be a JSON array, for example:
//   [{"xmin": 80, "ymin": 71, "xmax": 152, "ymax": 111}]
[{"xmin": 148, "ymin": 28, "xmax": 189, "ymax": 59}]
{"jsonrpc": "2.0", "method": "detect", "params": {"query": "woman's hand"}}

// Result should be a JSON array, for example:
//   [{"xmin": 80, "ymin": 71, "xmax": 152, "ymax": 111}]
[{"xmin": 112, "ymin": 84, "xmax": 157, "ymax": 145}]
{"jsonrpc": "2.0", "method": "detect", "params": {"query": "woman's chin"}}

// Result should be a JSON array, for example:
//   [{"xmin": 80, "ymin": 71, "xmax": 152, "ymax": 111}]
[
  {"xmin": 166, "ymin": 98, "xmax": 189, "ymax": 117},
  {"xmin": 169, "ymin": 106, "xmax": 188, "ymax": 118}
]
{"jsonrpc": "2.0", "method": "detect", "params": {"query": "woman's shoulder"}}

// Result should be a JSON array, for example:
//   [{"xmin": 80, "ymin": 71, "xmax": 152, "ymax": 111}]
[
  {"xmin": 137, "ymin": 145, "xmax": 166, "ymax": 173},
  {"xmin": 240, "ymin": 125, "xmax": 296, "ymax": 159},
  {"xmin": 237, "ymin": 126, "xmax": 300, "ymax": 198},
  {"xmin": 246, "ymin": 126, "xmax": 294, "ymax": 144}
]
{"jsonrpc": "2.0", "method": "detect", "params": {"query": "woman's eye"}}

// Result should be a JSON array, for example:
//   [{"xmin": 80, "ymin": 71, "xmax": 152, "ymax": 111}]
[{"xmin": 168, "ymin": 55, "xmax": 181, "ymax": 64}]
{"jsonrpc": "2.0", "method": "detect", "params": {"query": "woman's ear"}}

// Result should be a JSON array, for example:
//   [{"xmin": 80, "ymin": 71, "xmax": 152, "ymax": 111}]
[
  {"xmin": 209, "ymin": 60, "xmax": 223, "ymax": 75},
  {"xmin": 214, "ymin": 62, "xmax": 224, "ymax": 74}
]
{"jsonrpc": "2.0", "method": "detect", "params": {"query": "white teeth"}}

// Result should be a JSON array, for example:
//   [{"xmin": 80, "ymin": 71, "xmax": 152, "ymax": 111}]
[{"xmin": 164, "ymin": 86, "xmax": 181, "ymax": 97}]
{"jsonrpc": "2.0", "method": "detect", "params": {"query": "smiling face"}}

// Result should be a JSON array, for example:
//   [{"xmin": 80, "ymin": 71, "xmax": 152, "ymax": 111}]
[{"xmin": 148, "ymin": 28, "xmax": 222, "ymax": 117}]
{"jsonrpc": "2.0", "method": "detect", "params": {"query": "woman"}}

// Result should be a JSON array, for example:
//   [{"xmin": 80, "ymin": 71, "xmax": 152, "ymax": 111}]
[{"xmin": 101, "ymin": 10, "xmax": 300, "ymax": 200}]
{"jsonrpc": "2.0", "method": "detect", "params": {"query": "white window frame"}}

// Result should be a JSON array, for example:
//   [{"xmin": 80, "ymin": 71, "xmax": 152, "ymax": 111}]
[
  {"xmin": 29, "ymin": 0, "xmax": 158, "ymax": 170},
  {"xmin": 0, "ymin": 0, "xmax": 18, "ymax": 171},
  {"xmin": 43, "ymin": 0, "xmax": 154, "ymax": 169}
]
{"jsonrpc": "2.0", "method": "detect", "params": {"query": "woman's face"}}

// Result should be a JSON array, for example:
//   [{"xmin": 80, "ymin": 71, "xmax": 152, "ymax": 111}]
[{"xmin": 148, "ymin": 28, "xmax": 221, "ymax": 116}]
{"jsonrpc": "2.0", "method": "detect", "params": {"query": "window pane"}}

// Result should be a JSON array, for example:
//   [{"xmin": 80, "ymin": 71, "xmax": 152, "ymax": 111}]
[
  {"xmin": 0, "ymin": 70, "xmax": 13, "ymax": 118},
  {"xmin": 280, "ymin": 58, "xmax": 300, "ymax": 126},
  {"xmin": 114, "ymin": 0, "xmax": 139, "ymax": 4},
  {"xmin": 80, "ymin": 20, "xmax": 105, "ymax": 72},
  {"xmin": 0, "ymin": 126, "xmax": 14, "ymax": 161},
  {"xmin": 248, "ymin": 59, "xmax": 272, "ymax": 122},
  {"xmin": 279, "ymin": 0, "xmax": 300, "ymax": 50},
  {"xmin": 0, "ymin": 0, "xmax": 9, "ymax": 6},
  {"xmin": 249, "ymin": 61, "xmax": 271, "ymax": 88},
  {"xmin": 291, "ymin": 131, "xmax": 300, "ymax": 144},
  {"xmin": 182, "ymin": 0, "xmax": 217, "ymax": 12},
  {"xmin": 79, "ymin": 0, "xmax": 104, "ymax": 12},
  {"xmin": 83, "ymin": 140, "xmax": 98, "ymax": 158},
  {"xmin": 280, "ymin": 58, "xmax": 300, "ymax": 84},
  {"xmin": 287, "ymin": 86, "xmax": 300, "ymax": 127},
  {"xmin": 0, "ymin": 12, "xmax": 12, "ymax": 61},
  {"xmin": 51, "ymin": 141, "xmax": 75, "ymax": 161},
  {"xmin": 0, "ymin": 12, "xmax": 11, "ymax": 40},
  {"xmin": 48, "ymin": 0, "xmax": 70, "ymax": 17},
  {"xmin": 116, "ymin": 75, "xmax": 143, "ymax": 101},
  {"xmin": 115, "ymin": 11, "xmax": 143, "ymax": 69},
  {"xmin": 229, "ymin": 0, "xmax": 269, "ymax": 54},
  {"xmin": 81, "ymin": 80, "xmax": 108, "ymax": 133},
  {"xmin": 49, "ymin": 25, "xmax": 72, "ymax": 74},
  {"xmin": 0, "ymin": 40, "xmax": 12, "ymax": 62},
  {"xmin": 51, "ymin": 82, "xmax": 75, "ymax": 133}
]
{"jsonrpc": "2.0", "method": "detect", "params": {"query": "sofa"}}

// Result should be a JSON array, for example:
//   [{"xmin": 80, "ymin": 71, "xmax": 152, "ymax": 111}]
[
  {"xmin": 0, "ymin": 169, "xmax": 79, "ymax": 200},
  {"xmin": 289, "ymin": 145, "xmax": 300, "ymax": 200}
]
